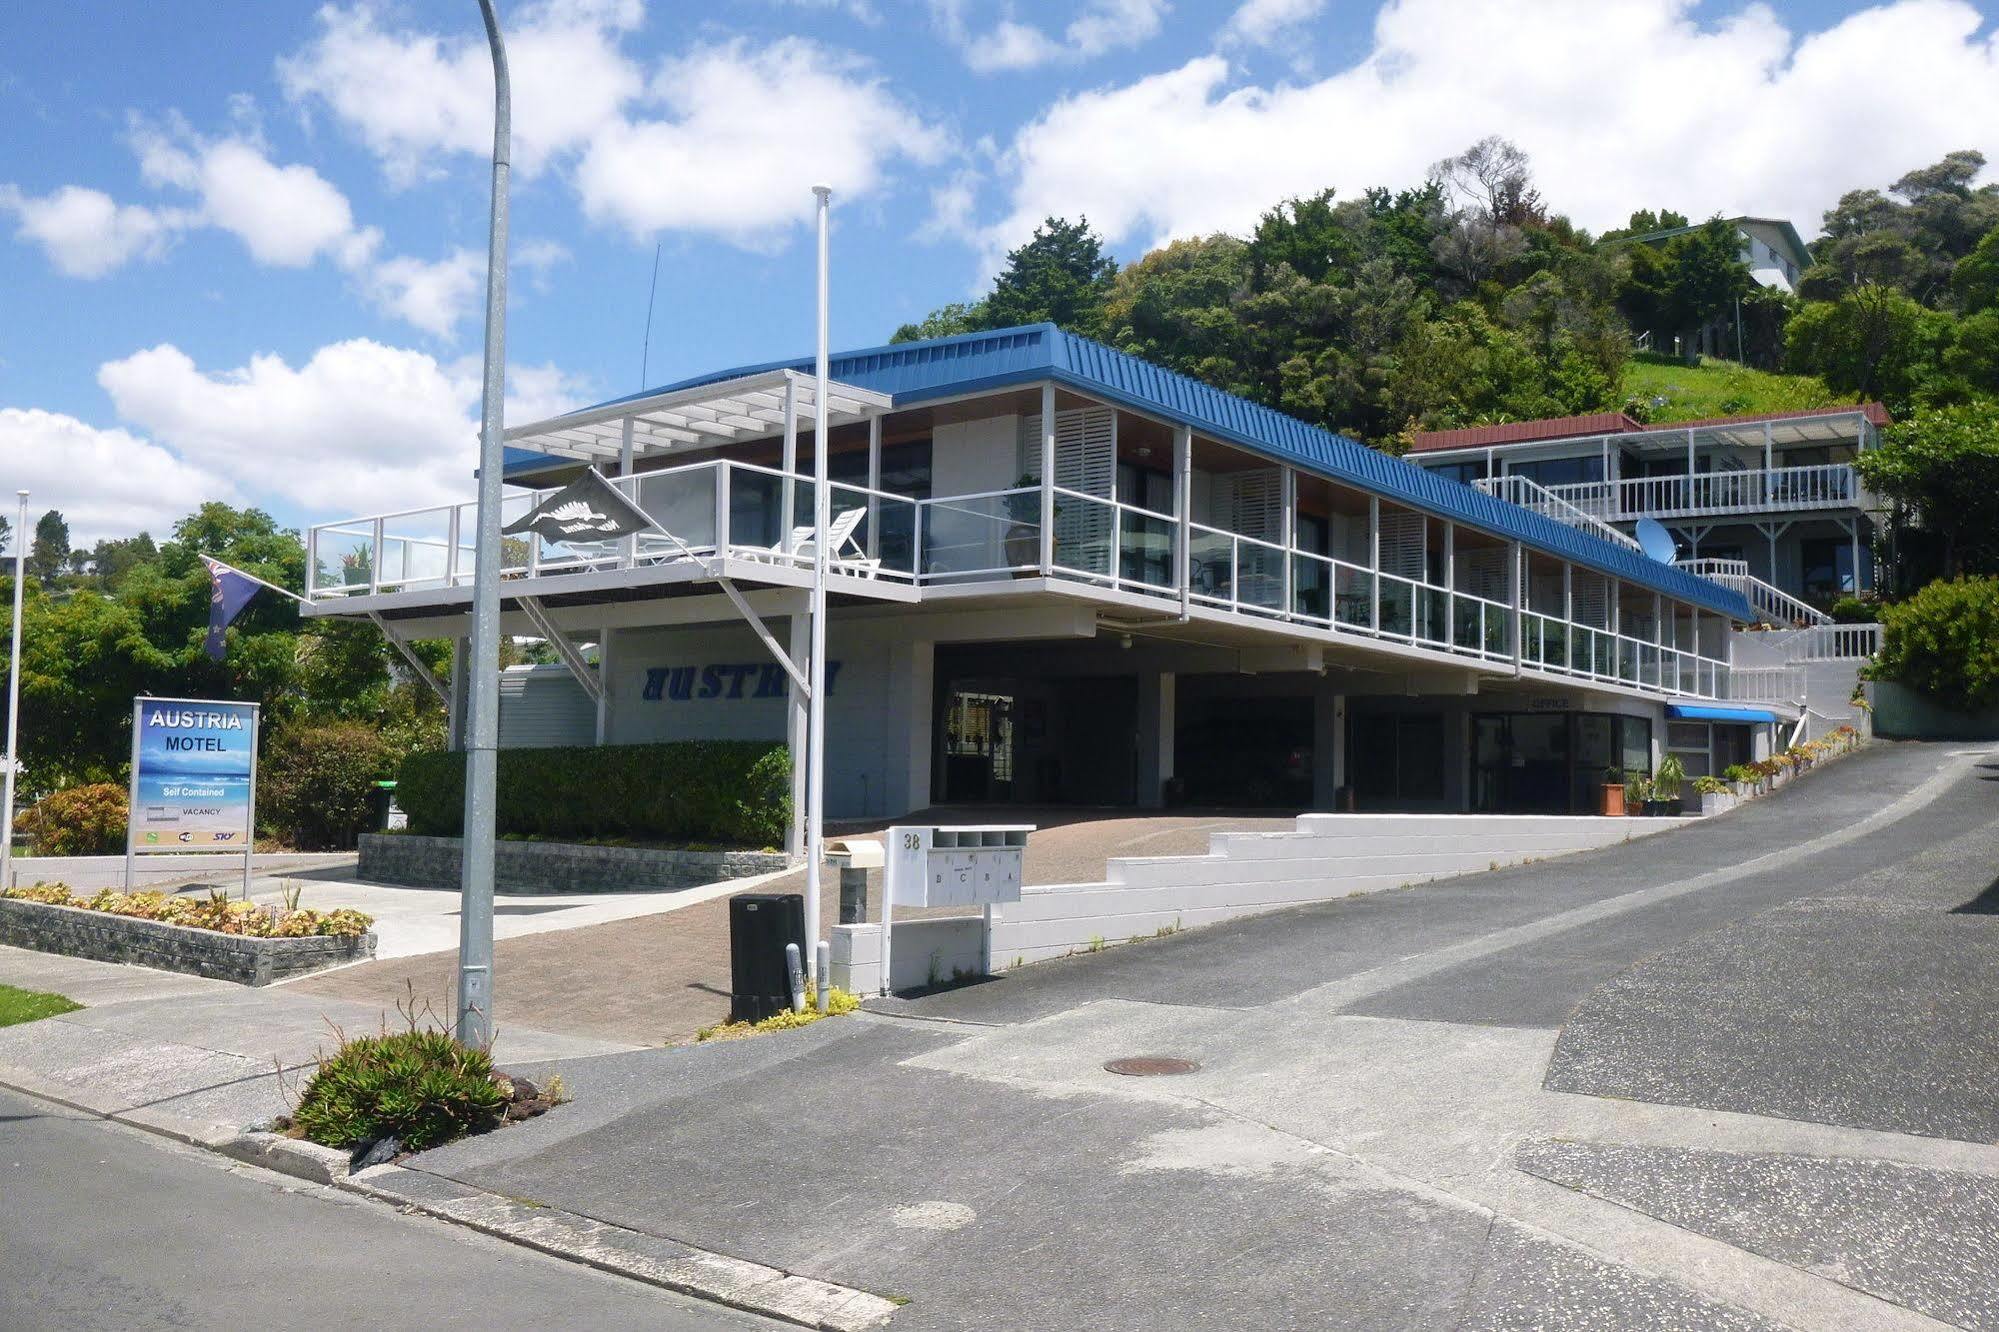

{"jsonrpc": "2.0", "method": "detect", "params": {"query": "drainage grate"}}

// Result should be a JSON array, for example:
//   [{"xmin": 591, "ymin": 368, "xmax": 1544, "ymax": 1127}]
[{"xmin": 1103, "ymin": 1056, "xmax": 1200, "ymax": 1077}]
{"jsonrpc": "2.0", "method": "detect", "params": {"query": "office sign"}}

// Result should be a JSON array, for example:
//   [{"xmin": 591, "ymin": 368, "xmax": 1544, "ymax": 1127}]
[{"xmin": 128, "ymin": 698, "xmax": 259, "ymax": 854}]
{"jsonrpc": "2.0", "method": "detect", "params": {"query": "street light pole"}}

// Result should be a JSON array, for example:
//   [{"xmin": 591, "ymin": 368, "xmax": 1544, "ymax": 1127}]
[
  {"xmin": 805, "ymin": 184, "xmax": 831, "ymax": 988},
  {"xmin": 1, "ymin": 490, "xmax": 26, "ymax": 892},
  {"xmin": 457, "ymin": 0, "xmax": 511, "ymax": 1049}
]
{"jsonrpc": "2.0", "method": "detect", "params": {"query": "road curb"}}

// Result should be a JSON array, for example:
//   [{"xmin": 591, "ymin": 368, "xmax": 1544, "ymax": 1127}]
[{"xmin": 341, "ymin": 1165, "xmax": 900, "ymax": 1331}]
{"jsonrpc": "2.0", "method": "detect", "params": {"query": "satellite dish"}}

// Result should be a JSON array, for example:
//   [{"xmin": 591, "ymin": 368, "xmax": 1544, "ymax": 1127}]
[{"xmin": 1635, "ymin": 517, "xmax": 1677, "ymax": 563}]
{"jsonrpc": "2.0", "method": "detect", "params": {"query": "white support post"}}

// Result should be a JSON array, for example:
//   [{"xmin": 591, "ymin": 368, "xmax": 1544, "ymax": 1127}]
[
  {"xmin": 620, "ymin": 417, "xmax": 637, "ymax": 567},
  {"xmin": 516, "ymin": 598, "xmax": 602, "ymax": 704},
  {"xmin": 713, "ymin": 459, "xmax": 732, "ymax": 562},
  {"xmin": 1443, "ymin": 522, "xmax": 1455, "ymax": 643},
  {"xmin": 366, "ymin": 611, "xmax": 452, "ymax": 708},
  {"xmin": 787, "ymin": 617, "xmax": 808, "ymax": 859},
  {"xmin": 866, "ymin": 413, "xmax": 882, "ymax": 559},
  {"xmin": 1280, "ymin": 465, "xmax": 1296, "ymax": 616},
  {"xmin": 1038, "ymin": 383, "xmax": 1056, "ymax": 575},
  {"xmin": 1508, "ymin": 542, "xmax": 1523, "ymax": 675},
  {"xmin": 1174, "ymin": 424, "xmax": 1192, "ymax": 617},
  {"xmin": 806, "ymin": 184, "xmax": 832, "ymax": 987},
  {"xmin": 1846, "ymin": 517, "xmax": 1861, "ymax": 597},
  {"xmin": 781, "ymin": 379, "xmax": 798, "ymax": 556},
  {"xmin": 1367, "ymin": 496, "xmax": 1382, "ymax": 631},
  {"xmin": 594, "ymin": 627, "xmax": 612, "ymax": 744}
]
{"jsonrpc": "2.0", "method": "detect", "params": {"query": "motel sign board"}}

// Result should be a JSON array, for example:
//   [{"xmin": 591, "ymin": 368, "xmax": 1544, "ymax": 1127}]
[{"xmin": 127, "ymin": 698, "xmax": 259, "ymax": 856}]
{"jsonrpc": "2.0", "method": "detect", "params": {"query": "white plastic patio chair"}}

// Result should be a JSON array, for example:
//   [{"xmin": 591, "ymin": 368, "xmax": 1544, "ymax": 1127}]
[{"xmin": 751, "ymin": 506, "xmax": 880, "ymax": 578}]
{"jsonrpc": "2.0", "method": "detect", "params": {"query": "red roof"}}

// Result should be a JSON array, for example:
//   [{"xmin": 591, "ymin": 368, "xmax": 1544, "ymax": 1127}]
[{"xmin": 1407, "ymin": 402, "xmax": 1891, "ymax": 454}]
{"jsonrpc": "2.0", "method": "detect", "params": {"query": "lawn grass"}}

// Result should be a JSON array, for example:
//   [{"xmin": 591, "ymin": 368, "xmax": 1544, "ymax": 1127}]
[
  {"xmin": 1623, "ymin": 352, "xmax": 1849, "ymax": 423},
  {"xmin": 0, "ymin": 982, "xmax": 83, "ymax": 1028}
]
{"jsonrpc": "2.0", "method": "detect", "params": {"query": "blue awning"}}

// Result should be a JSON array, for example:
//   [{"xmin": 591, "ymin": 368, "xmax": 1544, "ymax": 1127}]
[{"xmin": 1667, "ymin": 704, "xmax": 1778, "ymax": 723}]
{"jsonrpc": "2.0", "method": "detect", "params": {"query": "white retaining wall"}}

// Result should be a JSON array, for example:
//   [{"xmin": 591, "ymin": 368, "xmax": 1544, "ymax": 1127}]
[
  {"xmin": 986, "ymin": 813, "xmax": 1690, "ymax": 968},
  {"xmin": 832, "ymin": 917, "xmax": 985, "ymax": 994}
]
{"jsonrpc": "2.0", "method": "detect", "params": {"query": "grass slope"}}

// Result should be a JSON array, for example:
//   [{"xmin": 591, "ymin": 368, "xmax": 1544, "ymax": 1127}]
[
  {"xmin": 0, "ymin": 982, "xmax": 83, "ymax": 1027},
  {"xmin": 1623, "ymin": 353, "xmax": 1850, "ymax": 423}
]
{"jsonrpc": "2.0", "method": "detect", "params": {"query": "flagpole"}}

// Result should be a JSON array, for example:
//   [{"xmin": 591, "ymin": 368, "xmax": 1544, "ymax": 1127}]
[
  {"xmin": 456, "ymin": 0, "xmax": 510, "ymax": 1050},
  {"xmin": 1, "ymin": 490, "xmax": 26, "ymax": 892},
  {"xmin": 806, "ymin": 184, "xmax": 831, "ymax": 990}
]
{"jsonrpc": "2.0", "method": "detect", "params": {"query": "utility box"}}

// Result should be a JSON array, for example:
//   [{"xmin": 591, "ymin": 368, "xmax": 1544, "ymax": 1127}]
[
  {"xmin": 886, "ymin": 826, "xmax": 1031, "ymax": 909},
  {"xmin": 728, "ymin": 892, "xmax": 805, "ymax": 1024}
]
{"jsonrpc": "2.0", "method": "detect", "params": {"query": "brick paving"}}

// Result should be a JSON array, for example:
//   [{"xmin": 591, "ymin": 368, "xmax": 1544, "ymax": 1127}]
[{"xmin": 287, "ymin": 808, "xmax": 1295, "ymax": 1048}]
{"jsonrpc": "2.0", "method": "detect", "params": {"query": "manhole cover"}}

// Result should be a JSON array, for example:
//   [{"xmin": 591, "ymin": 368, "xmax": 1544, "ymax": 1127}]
[{"xmin": 1103, "ymin": 1056, "xmax": 1200, "ymax": 1077}]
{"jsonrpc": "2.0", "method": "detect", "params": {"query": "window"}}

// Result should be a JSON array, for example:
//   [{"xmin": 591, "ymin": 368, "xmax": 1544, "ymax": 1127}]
[
  {"xmin": 1800, "ymin": 538, "xmax": 1855, "ymax": 600},
  {"xmin": 1428, "ymin": 459, "xmax": 1488, "ymax": 487},
  {"xmin": 1510, "ymin": 456, "xmax": 1604, "ymax": 488}
]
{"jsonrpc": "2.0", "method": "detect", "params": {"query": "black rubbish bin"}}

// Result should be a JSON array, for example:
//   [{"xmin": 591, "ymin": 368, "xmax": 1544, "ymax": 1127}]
[{"xmin": 728, "ymin": 893, "xmax": 806, "ymax": 1024}]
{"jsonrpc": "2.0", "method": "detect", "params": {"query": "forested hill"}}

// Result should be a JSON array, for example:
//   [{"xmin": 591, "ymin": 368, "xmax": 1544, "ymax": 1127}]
[{"xmin": 896, "ymin": 139, "xmax": 1999, "ymax": 450}]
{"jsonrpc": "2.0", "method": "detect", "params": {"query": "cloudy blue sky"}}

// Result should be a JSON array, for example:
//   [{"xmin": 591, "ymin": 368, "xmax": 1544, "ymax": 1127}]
[{"xmin": 3, "ymin": 0, "xmax": 1995, "ymax": 544}]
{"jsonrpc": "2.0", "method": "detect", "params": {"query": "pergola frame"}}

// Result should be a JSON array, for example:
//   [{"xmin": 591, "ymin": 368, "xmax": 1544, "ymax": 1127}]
[{"xmin": 504, "ymin": 368, "xmax": 893, "ymax": 464}]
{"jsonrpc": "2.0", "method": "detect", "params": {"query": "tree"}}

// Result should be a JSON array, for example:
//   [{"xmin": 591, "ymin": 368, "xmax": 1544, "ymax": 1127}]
[
  {"xmin": 1600, "ymin": 209, "xmax": 1689, "ymax": 242},
  {"xmin": 1785, "ymin": 285, "xmax": 1952, "ymax": 412},
  {"xmin": 981, "ymin": 216, "xmax": 1118, "ymax": 337},
  {"xmin": 890, "ymin": 301, "xmax": 986, "ymax": 344},
  {"xmin": 893, "ymin": 217, "xmax": 1119, "ymax": 343},
  {"xmin": 28, "ymin": 510, "xmax": 69, "ymax": 583},
  {"xmin": 1951, "ymin": 225, "xmax": 1999, "ymax": 315},
  {"xmin": 0, "ymin": 512, "xmax": 10, "ymax": 557},
  {"xmin": 1856, "ymin": 404, "xmax": 1999, "ymax": 578},
  {"xmin": 1806, "ymin": 151, "xmax": 1999, "ymax": 306}
]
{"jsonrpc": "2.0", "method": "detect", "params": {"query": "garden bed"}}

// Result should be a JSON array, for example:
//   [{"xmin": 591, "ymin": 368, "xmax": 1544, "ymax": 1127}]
[
  {"xmin": 0, "ymin": 892, "xmax": 374, "ymax": 986},
  {"xmin": 358, "ymin": 833, "xmax": 791, "ymax": 894}
]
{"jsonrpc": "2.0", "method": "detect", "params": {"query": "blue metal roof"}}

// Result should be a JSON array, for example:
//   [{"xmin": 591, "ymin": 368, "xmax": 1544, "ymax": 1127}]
[
  {"xmin": 1667, "ymin": 704, "xmax": 1779, "ymax": 724},
  {"xmin": 510, "ymin": 323, "xmax": 1753, "ymax": 620}
]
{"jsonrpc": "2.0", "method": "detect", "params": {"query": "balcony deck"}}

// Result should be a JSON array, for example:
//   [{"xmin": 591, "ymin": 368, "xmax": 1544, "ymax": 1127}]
[
  {"xmin": 305, "ymin": 460, "xmax": 1790, "ymax": 713},
  {"xmin": 1537, "ymin": 463, "xmax": 1866, "ymax": 523}
]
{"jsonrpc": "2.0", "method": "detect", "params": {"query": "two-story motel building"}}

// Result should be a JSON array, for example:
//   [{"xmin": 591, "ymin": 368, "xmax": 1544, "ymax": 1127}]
[{"xmin": 305, "ymin": 325, "xmax": 1796, "ymax": 835}]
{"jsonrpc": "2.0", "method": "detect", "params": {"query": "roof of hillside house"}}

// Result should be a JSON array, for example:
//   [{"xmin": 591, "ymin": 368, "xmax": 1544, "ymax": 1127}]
[
  {"xmin": 1612, "ymin": 216, "xmax": 1813, "ymax": 269},
  {"xmin": 506, "ymin": 324, "xmax": 1754, "ymax": 620},
  {"xmin": 1407, "ymin": 402, "xmax": 1892, "ymax": 455}
]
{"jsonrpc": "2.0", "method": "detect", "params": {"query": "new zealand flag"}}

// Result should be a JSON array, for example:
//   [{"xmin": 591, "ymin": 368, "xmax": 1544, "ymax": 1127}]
[{"xmin": 201, "ymin": 555, "xmax": 266, "ymax": 661}]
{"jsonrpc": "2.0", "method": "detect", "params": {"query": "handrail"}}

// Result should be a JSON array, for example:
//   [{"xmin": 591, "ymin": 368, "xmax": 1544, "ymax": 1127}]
[
  {"xmin": 1678, "ymin": 558, "xmax": 1829, "ymax": 626},
  {"xmin": 1472, "ymin": 474, "xmax": 1642, "ymax": 551}
]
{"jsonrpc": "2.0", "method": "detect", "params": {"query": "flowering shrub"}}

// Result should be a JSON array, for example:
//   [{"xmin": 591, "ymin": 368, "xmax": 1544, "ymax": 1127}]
[{"xmin": 0, "ymin": 884, "xmax": 372, "ymax": 938}]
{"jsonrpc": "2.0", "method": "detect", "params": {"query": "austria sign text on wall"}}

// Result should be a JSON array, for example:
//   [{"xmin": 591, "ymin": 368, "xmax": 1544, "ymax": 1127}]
[{"xmin": 640, "ymin": 661, "xmax": 843, "ymax": 703}]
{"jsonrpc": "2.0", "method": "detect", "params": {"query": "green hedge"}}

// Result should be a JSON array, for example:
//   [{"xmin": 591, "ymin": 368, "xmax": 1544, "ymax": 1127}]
[
  {"xmin": 1871, "ymin": 576, "xmax": 1999, "ymax": 713},
  {"xmin": 396, "ymin": 741, "xmax": 791, "ymax": 849}
]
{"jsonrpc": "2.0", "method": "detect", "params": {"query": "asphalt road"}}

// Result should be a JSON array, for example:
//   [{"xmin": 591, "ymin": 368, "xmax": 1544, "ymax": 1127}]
[
  {"xmin": 387, "ymin": 739, "xmax": 1999, "ymax": 1331},
  {"xmin": 0, "ymin": 1086, "xmax": 779, "ymax": 1332}
]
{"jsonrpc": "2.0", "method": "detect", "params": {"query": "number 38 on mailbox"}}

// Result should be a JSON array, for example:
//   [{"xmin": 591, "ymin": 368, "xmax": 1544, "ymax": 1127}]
[{"xmin": 885, "ymin": 825, "xmax": 1032, "ymax": 909}]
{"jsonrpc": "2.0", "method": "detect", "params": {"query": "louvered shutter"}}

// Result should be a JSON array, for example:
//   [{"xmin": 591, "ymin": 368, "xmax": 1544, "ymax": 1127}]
[{"xmin": 1019, "ymin": 408, "xmax": 1115, "ymax": 573}]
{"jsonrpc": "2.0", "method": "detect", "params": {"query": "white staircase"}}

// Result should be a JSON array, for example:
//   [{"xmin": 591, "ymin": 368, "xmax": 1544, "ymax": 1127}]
[{"xmin": 1676, "ymin": 558, "xmax": 1830, "ymax": 627}]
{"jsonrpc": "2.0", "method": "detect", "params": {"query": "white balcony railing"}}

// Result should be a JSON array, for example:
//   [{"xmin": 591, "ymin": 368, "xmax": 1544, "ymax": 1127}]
[
  {"xmin": 308, "ymin": 459, "xmax": 1751, "ymax": 707},
  {"xmin": 1541, "ymin": 463, "xmax": 1864, "ymax": 522}
]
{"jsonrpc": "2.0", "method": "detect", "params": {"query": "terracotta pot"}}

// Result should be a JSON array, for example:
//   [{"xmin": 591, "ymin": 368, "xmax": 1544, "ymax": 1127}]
[{"xmin": 1600, "ymin": 783, "xmax": 1625, "ymax": 817}]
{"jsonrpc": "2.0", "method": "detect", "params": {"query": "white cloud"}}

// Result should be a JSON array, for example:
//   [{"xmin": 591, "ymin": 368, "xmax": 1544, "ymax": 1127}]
[
  {"xmin": 360, "ymin": 248, "xmax": 484, "ymax": 339},
  {"xmin": 95, "ymin": 340, "xmax": 591, "ymax": 520},
  {"xmin": 278, "ymin": 0, "xmax": 646, "ymax": 184},
  {"xmin": 0, "ymin": 408, "xmax": 232, "ymax": 545},
  {"xmin": 575, "ymin": 38, "xmax": 950, "ymax": 243},
  {"xmin": 977, "ymin": 0, "xmax": 1999, "ymax": 261},
  {"xmin": 283, "ymin": 6, "xmax": 950, "ymax": 245},
  {"xmin": 7, "ymin": 117, "xmax": 505, "ymax": 337},
  {"xmin": 1220, "ymin": 0, "xmax": 1329, "ymax": 47},
  {"xmin": 0, "ymin": 184, "xmax": 187, "ymax": 279},
  {"xmin": 931, "ymin": 0, "xmax": 1169, "ymax": 72}
]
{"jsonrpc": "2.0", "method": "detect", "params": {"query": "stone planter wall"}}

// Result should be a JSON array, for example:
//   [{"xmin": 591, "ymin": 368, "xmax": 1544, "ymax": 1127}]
[
  {"xmin": 358, "ymin": 834, "xmax": 792, "ymax": 894},
  {"xmin": 0, "ymin": 897, "xmax": 374, "ymax": 986}
]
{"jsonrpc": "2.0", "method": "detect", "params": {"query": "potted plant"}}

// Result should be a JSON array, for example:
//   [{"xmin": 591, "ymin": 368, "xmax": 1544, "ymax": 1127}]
[
  {"xmin": 1624, "ymin": 772, "xmax": 1651, "ymax": 815},
  {"xmin": 1600, "ymin": 766, "xmax": 1626, "ymax": 817},
  {"xmin": 1693, "ymin": 774, "xmax": 1731, "ymax": 816},
  {"xmin": 1650, "ymin": 755, "xmax": 1686, "ymax": 816},
  {"xmin": 1721, "ymin": 763, "xmax": 1755, "ymax": 799}
]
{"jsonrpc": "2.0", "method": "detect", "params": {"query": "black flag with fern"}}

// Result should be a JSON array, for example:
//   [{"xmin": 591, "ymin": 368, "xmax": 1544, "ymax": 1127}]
[{"xmin": 501, "ymin": 470, "xmax": 655, "ymax": 544}]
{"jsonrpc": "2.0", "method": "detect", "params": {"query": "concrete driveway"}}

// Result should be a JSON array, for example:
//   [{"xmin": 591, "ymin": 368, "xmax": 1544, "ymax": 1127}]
[{"xmin": 380, "ymin": 741, "xmax": 1999, "ymax": 1330}]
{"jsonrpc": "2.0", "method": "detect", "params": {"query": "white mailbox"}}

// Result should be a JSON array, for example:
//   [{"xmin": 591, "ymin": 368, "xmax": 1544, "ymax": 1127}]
[
  {"xmin": 887, "ymin": 825, "xmax": 1031, "ymax": 908},
  {"xmin": 877, "ymin": 824, "xmax": 1034, "ymax": 996}
]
